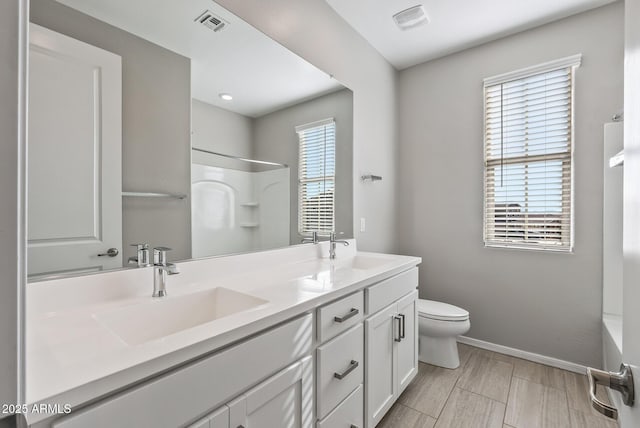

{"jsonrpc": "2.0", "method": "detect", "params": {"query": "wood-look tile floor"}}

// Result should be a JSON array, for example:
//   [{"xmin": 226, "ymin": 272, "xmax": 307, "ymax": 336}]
[{"xmin": 378, "ymin": 343, "xmax": 618, "ymax": 428}]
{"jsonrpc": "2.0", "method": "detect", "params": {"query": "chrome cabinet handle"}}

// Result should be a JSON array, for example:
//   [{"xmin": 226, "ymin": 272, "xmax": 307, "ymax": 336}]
[
  {"xmin": 587, "ymin": 364, "xmax": 634, "ymax": 420},
  {"xmin": 399, "ymin": 313, "xmax": 406, "ymax": 339},
  {"xmin": 394, "ymin": 315, "xmax": 402, "ymax": 342},
  {"xmin": 334, "ymin": 360, "xmax": 359, "ymax": 380},
  {"xmin": 97, "ymin": 248, "xmax": 119, "ymax": 257},
  {"xmin": 334, "ymin": 308, "xmax": 359, "ymax": 323}
]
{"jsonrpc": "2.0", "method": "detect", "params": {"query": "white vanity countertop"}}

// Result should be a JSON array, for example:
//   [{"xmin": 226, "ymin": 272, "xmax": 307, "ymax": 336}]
[{"xmin": 26, "ymin": 241, "xmax": 420, "ymax": 420}]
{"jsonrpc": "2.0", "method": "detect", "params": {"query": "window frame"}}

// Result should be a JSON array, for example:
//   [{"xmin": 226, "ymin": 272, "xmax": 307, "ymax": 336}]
[
  {"xmin": 296, "ymin": 118, "xmax": 336, "ymax": 235},
  {"xmin": 482, "ymin": 55, "xmax": 581, "ymax": 252}
]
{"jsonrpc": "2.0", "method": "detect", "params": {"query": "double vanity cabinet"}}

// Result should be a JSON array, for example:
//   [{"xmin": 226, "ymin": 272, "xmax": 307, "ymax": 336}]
[{"xmin": 25, "ymin": 244, "xmax": 420, "ymax": 428}]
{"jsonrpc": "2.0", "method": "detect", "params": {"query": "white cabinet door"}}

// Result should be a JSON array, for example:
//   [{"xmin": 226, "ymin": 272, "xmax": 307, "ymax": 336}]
[
  {"xmin": 396, "ymin": 291, "xmax": 418, "ymax": 394},
  {"xmin": 365, "ymin": 303, "xmax": 397, "ymax": 428},
  {"xmin": 28, "ymin": 23, "xmax": 122, "ymax": 279},
  {"xmin": 229, "ymin": 356, "xmax": 313, "ymax": 428},
  {"xmin": 209, "ymin": 407, "xmax": 230, "ymax": 428},
  {"xmin": 188, "ymin": 406, "xmax": 229, "ymax": 428},
  {"xmin": 189, "ymin": 419, "xmax": 210, "ymax": 428}
]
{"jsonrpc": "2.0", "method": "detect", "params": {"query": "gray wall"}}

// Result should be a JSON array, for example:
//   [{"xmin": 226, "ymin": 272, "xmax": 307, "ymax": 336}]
[
  {"xmin": 192, "ymin": 99, "xmax": 253, "ymax": 171},
  {"xmin": 0, "ymin": 0, "xmax": 26, "ymax": 416},
  {"xmin": 31, "ymin": 0, "xmax": 192, "ymax": 262},
  {"xmin": 253, "ymin": 89, "xmax": 354, "ymax": 243},
  {"xmin": 397, "ymin": 3, "xmax": 623, "ymax": 367},
  {"xmin": 215, "ymin": 0, "xmax": 399, "ymax": 253}
]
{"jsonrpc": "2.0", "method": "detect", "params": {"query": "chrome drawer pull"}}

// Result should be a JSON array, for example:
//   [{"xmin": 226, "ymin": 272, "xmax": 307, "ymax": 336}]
[
  {"xmin": 334, "ymin": 360, "xmax": 359, "ymax": 380},
  {"xmin": 334, "ymin": 308, "xmax": 359, "ymax": 323},
  {"xmin": 399, "ymin": 313, "xmax": 406, "ymax": 339}
]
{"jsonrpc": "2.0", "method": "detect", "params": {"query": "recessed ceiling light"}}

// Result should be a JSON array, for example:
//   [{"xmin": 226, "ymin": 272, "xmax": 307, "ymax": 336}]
[
  {"xmin": 219, "ymin": 93, "xmax": 233, "ymax": 101},
  {"xmin": 393, "ymin": 5, "xmax": 428, "ymax": 31}
]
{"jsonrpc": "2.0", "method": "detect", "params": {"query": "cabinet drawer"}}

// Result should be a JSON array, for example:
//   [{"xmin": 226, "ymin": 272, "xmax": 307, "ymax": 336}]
[
  {"xmin": 317, "ymin": 290, "xmax": 364, "ymax": 342},
  {"xmin": 317, "ymin": 384, "xmax": 363, "ymax": 428},
  {"xmin": 52, "ymin": 314, "xmax": 313, "ymax": 428},
  {"xmin": 366, "ymin": 268, "xmax": 418, "ymax": 315},
  {"xmin": 317, "ymin": 324, "xmax": 364, "ymax": 419}
]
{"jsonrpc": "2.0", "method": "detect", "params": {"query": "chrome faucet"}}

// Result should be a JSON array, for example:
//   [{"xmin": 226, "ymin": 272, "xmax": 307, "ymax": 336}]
[
  {"xmin": 128, "ymin": 243, "xmax": 151, "ymax": 267},
  {"xmin": 301, "ymin": 231, "xmax": 319, "ymax": 244},
  {"xmin": 329, "ymin": 232, "xmax": 349, "ymax": 259},
  {"xmin": 153, "ymin": 247, "xmax": 179, "ymax": 297}
]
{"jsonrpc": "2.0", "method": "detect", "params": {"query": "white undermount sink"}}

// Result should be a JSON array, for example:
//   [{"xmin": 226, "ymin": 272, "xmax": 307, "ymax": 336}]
[{"xmin": 95, "ymin": 287, "xmax": 268, "ymax": 345}]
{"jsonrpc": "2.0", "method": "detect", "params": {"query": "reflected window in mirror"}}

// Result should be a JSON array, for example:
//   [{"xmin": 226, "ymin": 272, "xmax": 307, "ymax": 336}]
[{"xmin": 296, "ymin": 119, "xmax": 336, "ymax": 235}]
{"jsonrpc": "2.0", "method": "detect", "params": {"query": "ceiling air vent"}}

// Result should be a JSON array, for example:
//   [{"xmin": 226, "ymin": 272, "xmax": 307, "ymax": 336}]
[
  {"xmin": 194, "ymin": 10, "xmax": 229, "ymax": 32},
  {"xmin": 393, "ymin": 5, "xmax": 428, "ymax": 31}
]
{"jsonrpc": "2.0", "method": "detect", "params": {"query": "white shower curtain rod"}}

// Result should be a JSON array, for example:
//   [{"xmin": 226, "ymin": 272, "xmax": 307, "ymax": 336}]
[{"xmin": 192, "ymin": 147, "xmax": 288, "ymax": 168}]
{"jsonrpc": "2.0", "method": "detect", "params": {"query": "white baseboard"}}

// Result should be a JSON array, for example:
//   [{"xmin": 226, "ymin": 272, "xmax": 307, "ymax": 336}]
[{"xmin": 457, "ymin": 336, "xmax": 587, "ymax": 374}]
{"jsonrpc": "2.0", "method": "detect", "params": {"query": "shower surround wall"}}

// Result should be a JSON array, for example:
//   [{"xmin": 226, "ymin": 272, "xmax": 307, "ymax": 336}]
[
  {"xmin": 191, "ymin": 164, "xmax": 289, "ymax": 257},
  {"xmin": 397, "ymin": 3, "xmax": 623, "ymax": 367}
]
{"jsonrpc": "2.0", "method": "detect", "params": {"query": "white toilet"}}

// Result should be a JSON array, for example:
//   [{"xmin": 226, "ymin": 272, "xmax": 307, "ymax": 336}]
[{"xmin": 417, "ymin": 299, "xmax": 470, "ymax": 369}]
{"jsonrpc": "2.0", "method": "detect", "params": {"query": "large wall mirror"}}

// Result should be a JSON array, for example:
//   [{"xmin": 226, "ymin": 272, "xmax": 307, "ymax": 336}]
[{"xmin": 27, "ymin": 0, "xmax": 353, "ymax": 281}]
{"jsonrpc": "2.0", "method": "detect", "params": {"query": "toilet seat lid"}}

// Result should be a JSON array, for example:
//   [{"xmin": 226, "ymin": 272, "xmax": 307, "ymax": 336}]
[{"xmin": 417, "ymin": 299, "xmax": 469, "ymax": 321}]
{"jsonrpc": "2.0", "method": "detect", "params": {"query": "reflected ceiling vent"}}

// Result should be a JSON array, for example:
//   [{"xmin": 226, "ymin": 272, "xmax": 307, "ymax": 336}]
[
  {"xmin": 393, "ymin": 5, "xmax": 428, "ymax": 31},
  {"xmin": 194, "ymin": 10, "xmax": 229, "ymax": 32}
]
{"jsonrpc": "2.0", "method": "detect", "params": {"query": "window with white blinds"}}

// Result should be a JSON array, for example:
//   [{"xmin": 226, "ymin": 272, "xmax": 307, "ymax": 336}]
[
  {"xmin": 296, "ymin": 118, "xmax": 335, "ymax": 234},
  {"xmin": 483, "ymin": 55, "xmax": 581, "ymax": 251}
]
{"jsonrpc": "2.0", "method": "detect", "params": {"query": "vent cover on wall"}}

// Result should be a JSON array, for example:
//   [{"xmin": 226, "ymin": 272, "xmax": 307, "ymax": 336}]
[
  {"xmin": 393, "ymin": 5, "xmax": 428, "ymax": 30},
  {"xmin": 194, "ymin": 10, "xmax": 229, "ymax": 32}
]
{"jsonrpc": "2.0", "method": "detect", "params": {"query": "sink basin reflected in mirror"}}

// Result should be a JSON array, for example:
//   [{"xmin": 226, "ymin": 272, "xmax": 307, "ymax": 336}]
[
  {"xmin": 303, "ymin": 255, "xmax": 393, "ymax": 280},
  {"xmin": 95, "ymin": 288, "xmax": 268, "ymax": 345},
  {"xmin": 342, "ymin": 255, "xmax": 391, "ymax": 271}
]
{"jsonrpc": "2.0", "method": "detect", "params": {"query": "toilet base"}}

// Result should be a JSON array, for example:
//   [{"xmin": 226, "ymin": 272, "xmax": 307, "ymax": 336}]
[{"xmin": 419, "ymin": 336, "xmax": 461, "ymax": 369}]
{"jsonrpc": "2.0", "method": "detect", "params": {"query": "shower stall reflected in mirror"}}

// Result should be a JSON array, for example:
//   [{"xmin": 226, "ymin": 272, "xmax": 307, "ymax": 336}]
[{"xmin": 191, "ymin": 148, "xmax": 290, "ymax": 258}]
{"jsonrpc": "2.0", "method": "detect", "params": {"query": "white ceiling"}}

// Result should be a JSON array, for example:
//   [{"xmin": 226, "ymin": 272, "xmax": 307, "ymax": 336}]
[
  {"xmin": 57, "ymin": 0, "xmax": 343, "ymax": 117},
  {"xmin": 325, "ymin": 0, "xmax": 618, "ymax": 70}
]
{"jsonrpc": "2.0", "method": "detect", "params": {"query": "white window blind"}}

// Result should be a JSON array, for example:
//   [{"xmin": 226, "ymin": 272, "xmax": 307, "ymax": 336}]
[
  {"xmin": 296, "ymin": 118, "xmax": 335, "ymax": 234},
  {"xmin": 483, "ymin": 55, "xmax": 581, "ymax": 251}
]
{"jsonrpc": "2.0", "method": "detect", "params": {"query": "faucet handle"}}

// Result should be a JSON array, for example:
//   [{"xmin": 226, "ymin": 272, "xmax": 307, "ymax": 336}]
[
  {"xmin": 330, "ymin": 232, "xmax": 350, "ymax": 246},
  {"xmin": 129, "ymin": 243, "xmax": 151, "ymax": 267},
  {"xmin": 153, "ymin": 247, "xmax": 172, "ymax": 265},
  {"xmin": 301, "ymin": 231, "xmax": 319, "ymax": 244}
]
